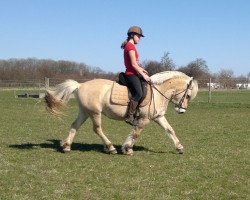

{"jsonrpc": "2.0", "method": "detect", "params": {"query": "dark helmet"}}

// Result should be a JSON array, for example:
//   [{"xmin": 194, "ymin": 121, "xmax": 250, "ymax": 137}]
[{"xmin": 127, "ymin": 26, "xmax": 144, "ymax": 37}]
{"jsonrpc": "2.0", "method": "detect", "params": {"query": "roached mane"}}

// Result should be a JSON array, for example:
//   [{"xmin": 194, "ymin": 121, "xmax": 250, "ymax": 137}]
[{"xmin": 150, "ymin": 71, "xmax": 190, "ymax": 84}]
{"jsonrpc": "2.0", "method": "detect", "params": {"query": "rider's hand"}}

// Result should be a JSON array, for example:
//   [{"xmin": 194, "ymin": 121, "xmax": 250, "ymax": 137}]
[
  {"xmin": 143, "ymin": 73, "xmax": 151, "ymax": 83},
  {"xmin": 138, "ymin": 67, "xmax": 151, "ymax": 83},
  {"xmin": 142, "ymin": 69, "xmax": 148, "ymax": 75}
]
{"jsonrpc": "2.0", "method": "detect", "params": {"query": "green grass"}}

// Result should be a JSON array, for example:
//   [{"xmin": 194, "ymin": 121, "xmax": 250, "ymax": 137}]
[
  {"xmin": 0, "ymin": 90, "xmax": 249, "ymax": 199},
  {"xmin": 196, "ymin": 89, "xmax": 250, "ymax": 105}
]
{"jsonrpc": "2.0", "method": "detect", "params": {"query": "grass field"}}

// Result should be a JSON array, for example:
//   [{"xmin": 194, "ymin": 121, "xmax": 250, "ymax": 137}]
[{"xmin": 0, "ymin": 89, "xmax": 249, "ymax": 199}]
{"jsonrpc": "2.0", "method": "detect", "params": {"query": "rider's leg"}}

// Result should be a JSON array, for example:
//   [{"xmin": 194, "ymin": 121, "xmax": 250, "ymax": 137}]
[{"xmin": 124, "ymin": 75, "xmax": 143, "ymax": 126}]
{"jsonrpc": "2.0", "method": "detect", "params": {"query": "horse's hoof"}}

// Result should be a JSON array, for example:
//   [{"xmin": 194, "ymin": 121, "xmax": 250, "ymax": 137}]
[
  {"xmin": 63, "ymin": 148, "xmax": 71, "ymax": 153},
  {"xmin": 122, "ymin": 145, "xmax": 134, "ymax": 156},
  {"xmin": 104, "ymin": 146, "xmax": 117, "ymax": 155},
  {"xmin": 176, "ymin": 143, "xmax": 184, "ymax": 154},
  {"xmin": 60, "ymin": 141, "xmax": 71, "ymax": 153},
  {"xmin": 126, "ymin": 152, "xmax": 133, "ymax": 156},
  {"xmin": 176, "ymin": 148, "xmax": 184, "ymax": 154},
  {"xmin": 124, "ymin": 150, "xmax": 133, "ymax": 156},
  {"xmin": 109, "ymin": 149, "xmax": 118, "ymax": 155}
]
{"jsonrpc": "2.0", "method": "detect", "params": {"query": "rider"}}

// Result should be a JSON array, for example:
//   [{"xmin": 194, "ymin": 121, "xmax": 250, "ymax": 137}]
[{"xmin": 121, "ymin": 26, "xmax": 151, "ymax": 126}]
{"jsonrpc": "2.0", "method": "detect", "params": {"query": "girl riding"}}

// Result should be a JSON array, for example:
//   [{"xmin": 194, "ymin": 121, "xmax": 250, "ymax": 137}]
[{"xmin": 121, "ymin": 26, "xmax": 151, "ymax": 125}]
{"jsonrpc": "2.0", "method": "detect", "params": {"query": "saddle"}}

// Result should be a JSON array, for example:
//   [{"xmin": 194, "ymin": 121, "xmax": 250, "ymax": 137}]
[{"xmin": 110, "ymin": 73, "xmax": 151, "ymax": 107}]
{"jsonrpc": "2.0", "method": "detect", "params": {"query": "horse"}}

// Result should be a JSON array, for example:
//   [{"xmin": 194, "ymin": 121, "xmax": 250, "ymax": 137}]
[{"xmin": 44, "ymin": 71, "xmax": 198, "ymax": 155}]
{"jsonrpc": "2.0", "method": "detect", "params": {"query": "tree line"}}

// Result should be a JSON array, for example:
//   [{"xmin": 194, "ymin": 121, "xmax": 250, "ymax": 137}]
[
  {"xmin": 0, "ymin": 58, "xmax": 116, "ymax": 81},
  {"xmin": 143, "ymin": 52, "xmax": 250, "ymax": 88},
  {"xmin": 0, "ymin": 55, "xmax": 249, "ymax": 88}
]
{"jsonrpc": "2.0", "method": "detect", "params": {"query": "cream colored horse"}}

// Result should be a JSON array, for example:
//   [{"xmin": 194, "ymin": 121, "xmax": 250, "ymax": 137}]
[{"xmin": 45, "ymin": 71, "xmax": 198, "ymax": 155}]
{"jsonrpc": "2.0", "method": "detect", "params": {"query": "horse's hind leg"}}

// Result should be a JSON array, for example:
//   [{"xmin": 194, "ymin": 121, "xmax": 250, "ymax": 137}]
[
  {"xmin": 61, "ymin": 110, "xmax": 89, "ymax": 153},
  {"xmin": 122, "ymin": 125, "xmax": 144, "ymax": 156},
  {"xmin": 90, "ymin": 113, "xmax": 117, "ymax": 154}
]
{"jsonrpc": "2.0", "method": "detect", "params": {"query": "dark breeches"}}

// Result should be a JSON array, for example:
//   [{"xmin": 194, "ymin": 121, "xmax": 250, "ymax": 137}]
[{"xmin": 125, "ymin": 74, "xmax": 147, "ymax": 102}]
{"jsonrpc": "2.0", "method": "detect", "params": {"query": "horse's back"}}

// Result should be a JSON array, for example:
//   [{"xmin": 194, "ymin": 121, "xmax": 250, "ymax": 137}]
[
  {"xmin": 77, "ymin": 79, "xmax": 113, "ymax": 112},
  {"xmin": 80, "ymin": 79, "xmax": 113, "ymax": 89}
]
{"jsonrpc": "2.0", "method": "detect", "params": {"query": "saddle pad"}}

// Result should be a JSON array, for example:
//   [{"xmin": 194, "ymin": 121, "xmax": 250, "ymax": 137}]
[{"xmin": 110, "ymin": 82, "xmax": 151, "ymax": 107}]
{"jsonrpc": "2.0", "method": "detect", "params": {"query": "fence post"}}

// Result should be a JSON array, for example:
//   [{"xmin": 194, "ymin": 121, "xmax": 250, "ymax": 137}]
[
  {"xmin": 45, "ymin": 77, "xmax": 50, "ymax": 88},
  {"xmin": 208, "ymin": 78, "xmax": 211, "ymax": 103}
]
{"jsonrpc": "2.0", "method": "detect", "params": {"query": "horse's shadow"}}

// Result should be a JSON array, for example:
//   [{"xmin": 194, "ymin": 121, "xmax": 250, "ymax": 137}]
[{"xmin": 9, "ymin": 139, "xmax": 152, "ymax": 155}]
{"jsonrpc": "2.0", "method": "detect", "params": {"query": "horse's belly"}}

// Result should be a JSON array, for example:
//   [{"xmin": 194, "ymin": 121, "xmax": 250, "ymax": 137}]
[{"xmin": 102, "ymin": 101, "xmax": 127, "ymax": 120}]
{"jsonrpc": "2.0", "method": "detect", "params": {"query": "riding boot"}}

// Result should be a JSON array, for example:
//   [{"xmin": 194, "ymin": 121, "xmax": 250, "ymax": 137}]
[{"xmin": 125, "ymin": 100, "xmax": 139, "ymax": 126}]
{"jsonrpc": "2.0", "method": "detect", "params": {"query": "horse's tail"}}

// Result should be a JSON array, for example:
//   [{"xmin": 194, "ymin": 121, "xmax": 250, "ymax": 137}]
[{"xmin": 44, "ymin": 79, "xmax": 80, "ymax": 116}]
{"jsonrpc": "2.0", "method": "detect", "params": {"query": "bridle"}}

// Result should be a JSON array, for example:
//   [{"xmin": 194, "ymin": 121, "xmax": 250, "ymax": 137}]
[{"xmin": 149, "ymin": 78, "xmax": 193, "ymax": 110}]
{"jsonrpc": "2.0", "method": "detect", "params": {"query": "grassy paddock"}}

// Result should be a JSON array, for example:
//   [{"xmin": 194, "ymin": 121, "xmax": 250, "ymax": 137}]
[{"xmin": 0, "ymin": 90, "xmax": 249, "ymax": 199}]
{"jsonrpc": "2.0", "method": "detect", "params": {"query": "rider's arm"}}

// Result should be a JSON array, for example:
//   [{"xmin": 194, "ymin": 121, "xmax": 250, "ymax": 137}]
[{"xmin": 128, "ymin": 50, "xmax": 151, "ymax": 82}]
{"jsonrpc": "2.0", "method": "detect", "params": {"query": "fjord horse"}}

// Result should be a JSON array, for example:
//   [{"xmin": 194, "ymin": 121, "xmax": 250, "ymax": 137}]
[{"xmin": 45, "ymin": 71, "xmax": 198, "ymax": 155}]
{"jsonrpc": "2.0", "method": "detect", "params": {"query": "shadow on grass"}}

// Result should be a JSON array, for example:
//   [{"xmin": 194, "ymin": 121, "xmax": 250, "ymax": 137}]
[{"xmin": 9, "ymin": 139, "xmax": 151, "ymax": 155}]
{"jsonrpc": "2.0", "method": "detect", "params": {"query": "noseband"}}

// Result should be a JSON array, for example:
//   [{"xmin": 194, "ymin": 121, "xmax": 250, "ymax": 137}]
[{"xmin": 149, "ymin": 78, "xmax": 193, "ymax": 110}]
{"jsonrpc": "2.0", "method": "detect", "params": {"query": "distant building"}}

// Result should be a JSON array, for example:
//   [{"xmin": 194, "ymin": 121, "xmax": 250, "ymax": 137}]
[
  {"xmin": 236, "ymin": 83, "xmax": 250, "ymax": 89},
  {"xmin": 206, "ymin": 82, "xmax": 223, "ymax": 89}
]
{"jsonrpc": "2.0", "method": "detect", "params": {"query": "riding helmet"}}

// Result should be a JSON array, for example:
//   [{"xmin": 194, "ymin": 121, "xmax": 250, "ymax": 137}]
[{"xmin": 127, "ymin": 26, "xmax": 145, "ymax": 37}]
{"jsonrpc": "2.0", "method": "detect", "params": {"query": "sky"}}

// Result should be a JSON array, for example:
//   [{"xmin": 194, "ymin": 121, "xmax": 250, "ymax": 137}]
[{"xmin": 1, "ymin": 0, "xmax": 250, "ymax": 76}]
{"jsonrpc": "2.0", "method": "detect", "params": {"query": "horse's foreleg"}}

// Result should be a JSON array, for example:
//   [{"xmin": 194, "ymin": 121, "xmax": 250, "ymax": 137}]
[
  {"xmin": 61, "ymin": 110, "xmax": 88, "ymax": 153},
  {"xmin": 122, "ymin": 126, "xmax": 144, "ymax": 156},
  {"xmin": 91, "ymin": 113, "xmax": 117, "ymax": 154},
  {"xmin": 154, "ymin": 116, "xmax": 184, "ymax": 154}
]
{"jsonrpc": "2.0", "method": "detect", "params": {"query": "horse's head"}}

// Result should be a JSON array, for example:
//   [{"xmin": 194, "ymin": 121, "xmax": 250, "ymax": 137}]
[
  {"xmin": 151, "ymin": 71, "xmax": 199, "ymax": 114},
  {"xmin": 172, "ymin": 77, "xmax": 198, "ymax": 114}
]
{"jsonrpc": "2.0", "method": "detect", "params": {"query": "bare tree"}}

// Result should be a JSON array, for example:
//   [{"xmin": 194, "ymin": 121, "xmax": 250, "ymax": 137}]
[
  {"xmin": 178, "ymin": 58, "xmax": 210, "ymax": 79},
  {"xmin": 0, "ymin": 58, "xmax": 116, "ymax": 81},
  {"xmin": 143, "ymin": 60, "xmax": 163, "ymax": 76},
  {"xmin": 247, "ymin": 72, "xmax": 250, "ymax": 81},
  {"xmin": 217, "ymin": 69, "xmax": 235, "ymax": 88},
  {"xmin": 143, "ymin": 52, "xmax": 176, "ymax": 76},
  {"xmin": 160, "ymin": 52, "xmax": 175, "ymax": 71},
  {"xmin": 236, "ymin": 75, "xmax": 248, "ymax": 89}
]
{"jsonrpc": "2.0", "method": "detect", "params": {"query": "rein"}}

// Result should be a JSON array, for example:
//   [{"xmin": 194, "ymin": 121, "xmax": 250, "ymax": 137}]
[{"xmin": 148, "ymin": 78, "xmax": 193, "ymax": 109}]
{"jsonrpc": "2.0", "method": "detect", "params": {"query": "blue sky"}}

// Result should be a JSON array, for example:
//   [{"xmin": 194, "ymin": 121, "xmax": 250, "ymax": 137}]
[{"xmin": 1, "ymin": 0, "xmax": 250, "ymax": 76}]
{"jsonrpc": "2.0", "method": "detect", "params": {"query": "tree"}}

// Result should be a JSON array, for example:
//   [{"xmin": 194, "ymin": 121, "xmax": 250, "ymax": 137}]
[
  {"xmin": 217, "ymin": 69, "xmax": 235, "ymax": 88},
  {"xmin": 236, "ymin": 75, "xmax": 248, "ymax": 89},
  {"xmin": 247, "ymin": 72, "xmax": 250, "ymax": 81},
  {"xmin": 143, "ymin": 60, "xmax": 163, "ymax": 76},
  {"xmin": 0, "ymin": 58, "xmax": 116, "ymax": 81},
  {"xmin": 143, "ymin": 52, "xmax": 176, "ymax": 76},
  {"xmin": 178, "ymin": 58, "xmax": 210, "ymax": 79},
  {"xmin": 160, "ymin": 52, "xmax": 175, "ymax": 71}
]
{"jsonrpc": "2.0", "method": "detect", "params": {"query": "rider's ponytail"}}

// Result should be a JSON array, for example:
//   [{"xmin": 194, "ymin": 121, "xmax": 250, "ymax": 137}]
[
  {"xmin": 121, "ymin": 37, "xmax": 129, "ymax": 49},
  {"xmin": 121, "ymin": 33, "xmax": 134, "ymax": 49}
]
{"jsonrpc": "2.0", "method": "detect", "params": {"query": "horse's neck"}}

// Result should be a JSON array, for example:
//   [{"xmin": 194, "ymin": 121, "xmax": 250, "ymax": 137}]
[
  {"xmin": 157, "ymin": 78, "xmax": 185, "ymax": 96},
  {"xmin": 158, "ymin": 79, "xmax": 176, "ymax": 94}
]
